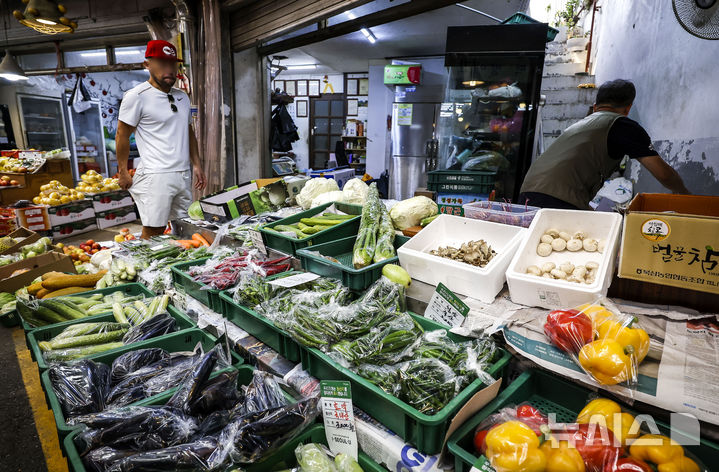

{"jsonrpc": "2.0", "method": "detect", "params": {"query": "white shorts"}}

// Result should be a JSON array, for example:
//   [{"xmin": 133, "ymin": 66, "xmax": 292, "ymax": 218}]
[{"xmin": 129, "ymin": 169, "xmax": 192, "ymax": 227}]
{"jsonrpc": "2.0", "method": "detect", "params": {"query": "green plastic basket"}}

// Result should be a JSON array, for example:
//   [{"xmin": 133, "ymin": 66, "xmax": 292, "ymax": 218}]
[
  {"xmin": 0, "ymin": 309, "xmax": 19, "ymax": 327},
  {"xmin": 427, "ymin": 171, "xmax": 496, "ymax": 194},
  {"xmin": 244, "ymin": 424, "xmax": 388, "ymax": 472},
  {"xmin": 260, "ymin": 202, "xmax": 363, "ymax": 256},
  {"xmin": 296, "ymin": 235, "xmax": 410, "ymax": 291},
  {"xmin": 502, "ymin": 12, "xmax": 559, "ymax": 42},
  {"xmin": 27, "ymin": 303, "xmax": 196, "ymax": 372},
  {"xmin": 219, "ymin": 290, "xmax": 302, "ymax": 362},
  {"xmin": 299, "ymin": 313, "xmax": 511, "ymax": 455},
  {"xmin": 41, "ymin": 329, "xmax": 240, "ymax": 446},
  {"xmin": 447, "ymin": 369, "xmax": 719, "ymax": 472},
  {"xmin": 170, "ymin": 257, "xmax": 225, "ymax": 311},
  {"xmin": 19, "ymin": 282, "xmax": 156, "ymax": 333}
]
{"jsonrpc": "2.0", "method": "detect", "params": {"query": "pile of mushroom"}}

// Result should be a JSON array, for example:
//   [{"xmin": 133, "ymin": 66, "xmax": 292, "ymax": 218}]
[
  {"xmin": 536, "ymin": 229, "xmax": 605, "ymax": 257},
  {"xmin": 525, "ymin": 260, "xmax": 600, "ymax": 284},
  {"xmin": 430, "ymin": 239, "xmax": 496, "ymax": 268}
]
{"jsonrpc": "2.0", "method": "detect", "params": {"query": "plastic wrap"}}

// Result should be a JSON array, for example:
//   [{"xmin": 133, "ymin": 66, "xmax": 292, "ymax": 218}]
[
  {"xmin": 48, "ymin": 360, "xmax": 111, "ymax": 418},
  {"xmin": 356, "ymin": 276, "xmax": 406, "ymax": 313},
  {"xmin": 104, "ymin": 439, "xmax": 217, "ymax": 472},
  {"xmin": 110, "ymin": 348, "xmax": 171, "ymax": 384},
  {"xmin": 236, "ymin": 370, "xmax": 289, "ymax": 416},
  {"xmin": 122, "ymin": 312, "xmax": 177, "ymax": 344},
  {"xmin": 295, "ymin": 443, "xmax": 335, "ymax": 472},
  {"xmin": 82, "ymin": 447, "xmax": 136, "ymax": 472},
  {"xmin": 186, "ymin": 370, "xmax": 241, "ymax": 417},
  {"xmin": 397, "ymin": 358, "xmax": 459, "ymax": 415},
  {"xmin": 353, "ymin": 183, "xmax": 381, "ymax": 268},
  {"xmin": 71, "ymin": 406, "xmax": 197, "ymax": 453},
  {"xmin": 543, "ymin": 299, "xmax": 650, "ymax": 389},
  {"xmin": 39, "ymin": 322, "xmax": 130, "ymax": 353},
  {"xmin": 166, "ymin": 345, "xmax": 227, "ymax": 414},
  {"xmin": 372, "ymin": 207, "xmax": 396, "ymax": 264},
  {"xmin": 356, "ymin": 363, "xmax": 401, "ymax": 397}
]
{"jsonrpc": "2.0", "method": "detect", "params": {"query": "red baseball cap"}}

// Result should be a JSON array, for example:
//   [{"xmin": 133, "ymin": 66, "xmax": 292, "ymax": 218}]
[{"xmin": 145, "ymin": 40, "xmax": 181, "ymax": 62}]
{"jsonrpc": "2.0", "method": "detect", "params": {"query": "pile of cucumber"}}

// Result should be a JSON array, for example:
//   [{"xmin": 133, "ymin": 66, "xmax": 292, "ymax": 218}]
[{"xmin": 267, "ymin": 213, "xmax": 357, "ymax": 239}]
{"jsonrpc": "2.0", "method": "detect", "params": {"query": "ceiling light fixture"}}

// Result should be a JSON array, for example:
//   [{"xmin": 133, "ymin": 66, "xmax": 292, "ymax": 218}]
[
  {"xmin": 462, "ymin": 80, "xmax": 485, "ymax": 86},
  {"xmin": 0, "ymin": 50, "xmax": 29, "ymax": 82},
  {"xmin": 13, "ymin": 0, "xmax": 77, "ymax": 35},
  {"xmin": 286, "ymin": 64, "xmax": 318, "ymax": 70},
  {"xmin": 360, "ymin": 27, "xmax": 377, "ymax": 44},
  {"xmin": 346, "ymin": 11, "xmax": 357, "ymax": 20}
]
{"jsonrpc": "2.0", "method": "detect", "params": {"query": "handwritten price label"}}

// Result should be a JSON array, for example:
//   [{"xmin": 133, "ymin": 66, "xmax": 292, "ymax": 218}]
[{"xmin": 320, "ymin": 380, "xmax": 357, "ymax": 460}]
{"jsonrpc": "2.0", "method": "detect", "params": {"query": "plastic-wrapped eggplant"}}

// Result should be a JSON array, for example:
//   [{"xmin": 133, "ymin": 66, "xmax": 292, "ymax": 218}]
[
  {"xmin": 48, "ymin": 360, "xmax": 111, "ymax": 418},
  {"xmin": 104, "ymin": 439, "xmax": 217, "ymax": 472},
  {"xmin": 166, "ymin": 345, "xmax": 223, "ymax": 414},
  {"xmin": 186, "ymin": 370, "xmax": 241, "ymax": 417},
  {"xmin": 82, "ymin": 447, "xmax": 136, "ymax": 472},
  {"xmin": 110, "ymin": 348, "xmax": 170, "ymax": 384},
  {"xmin": 122, "ymin": 312, "xmax": 177, "ymax": 344},
  {"xmin": 194, "ymin": 411, "xmax": 232, "ymax": 439},
  {"xmin": 234, "ymin": 370, "xmax": 289, "ymax": 417}
]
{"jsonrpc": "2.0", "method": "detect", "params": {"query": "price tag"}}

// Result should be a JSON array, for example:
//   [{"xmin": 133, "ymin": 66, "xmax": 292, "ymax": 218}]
[
  {"xmin": 150, "ymin": 244, "xmax": 165, "ymax": 251},
  {"xmin": 424, "ymin": 282, "xmax": 469, "ymax": 327},
  {"xmin": 320, "ymin": 380, "xmax": 358, "ymax": 460},
  {"xmin": 269, "ymin": 272, "xmax": 320, "ymax": 288},
  {"xmin": 470, "ymin": 456, "xmax": 496, "ymax": 472},
  {"xmin": 248, "ymin": 229, "xmax": 267, "ymax": 255}
]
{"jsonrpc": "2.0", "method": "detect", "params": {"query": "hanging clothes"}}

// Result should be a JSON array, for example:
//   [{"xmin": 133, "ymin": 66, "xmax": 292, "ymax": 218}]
[{"xmin": 270, "ymin": 103, "xmax": 299, "ymax": 152}]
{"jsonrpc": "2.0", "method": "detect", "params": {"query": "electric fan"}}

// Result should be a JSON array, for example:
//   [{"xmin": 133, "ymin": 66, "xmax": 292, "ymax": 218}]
[{"xmin": 673, "ymin": 0, "xmax": 719, "ymax": 39}]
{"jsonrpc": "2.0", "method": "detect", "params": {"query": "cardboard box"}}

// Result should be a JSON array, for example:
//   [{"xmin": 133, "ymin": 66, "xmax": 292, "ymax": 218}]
[
  {"xmin": 95, "ymin": 206, "xmax": 138, "ymax": 229},
  {"xmin": 618, "ymin": 194, "xmax": 719, "ymax": 294},
  {"xmin": 90, "ymin": 190, "xmax": 134, "ymax": 212},
  {"xmin": 0, "ymin": 217, "xmax": 16, "ymax": 236},
  {"xmin": 436, "ymin": 193, "xmax": 487, "ymax": 217},
  {"xmin": 0, "ymin": 251, "xmax": 76, "ymax": 292},
  {"xmin": 52, "ymin": 217, "xmax": 98, "ymax": 240},
  {"xmin": 0, "ymin": 227, "xmax": 41, "ymax": 254},
  {"xmin": 15, "ymin": 206, "xmax": 51, "ymax": 232},
  {"xmin": 309, "ymin": 167, "xmax": 355, "ymax": 189},
  {"xmin": 47, "ymin": 199, "xmax": 95, "ymax": 226},
  {"xmin": 200, "ymin": 182, "xmax": 258, "ymax": 222}
]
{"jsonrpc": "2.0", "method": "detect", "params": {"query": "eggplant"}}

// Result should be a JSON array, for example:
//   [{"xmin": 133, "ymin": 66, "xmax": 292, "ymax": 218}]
[
  {"xmin": 186, "ymin": 370, "xmax": 241, "ymax": 417},
  {"xmin": 166, "ymin": 346, "xmax": 221, "ymax": 414},
  {"xmin": 82, "ymin": 446, "xmax": 137, "ymax": 472},
  {"xmin": 105, "ymin": 439, "xmax": 217, "ymax": 472},
  {"xmin": 110, "ymin": 348, "xmax": 170, "ymax": 384},
  {"xmin": 48, "ymin": 360, "xmax": 110, "ymax": 418},
  {"xmin": 234, "ymin": 370, "xmax": 288, "ymax": 417},
  {"xmin": 122, "ymin": 313, "xmax": 177, "ymax": 344}
]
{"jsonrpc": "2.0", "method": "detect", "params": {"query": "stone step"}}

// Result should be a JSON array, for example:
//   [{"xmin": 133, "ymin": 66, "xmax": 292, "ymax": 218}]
[
  {"xmin": 543, "ymin": 102, "xmax": 592, "ymax": 120},
  {"xmin": 543, "ymin": 61, "xmax": 585, "ymax": 75},
  {"xmin": 545, "ymin": 42, "xmax": 567, "ymax": 55},
  {"xmin": 541, "ymin": 74, "xmax": 596, "ymax": 90},
  {"xmin": 543, "ymin": 87, "xmax": 596, "ymax": 104}
]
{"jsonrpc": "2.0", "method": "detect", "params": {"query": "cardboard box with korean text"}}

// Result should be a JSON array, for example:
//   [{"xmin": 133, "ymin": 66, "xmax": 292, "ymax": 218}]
[
  {"xmin": 0, "ymin": 251, "xmax": 76, "ymax": 292},
  {"xmin": 618, "ymin": 193, "xmax": 719, "ymax": 294}
]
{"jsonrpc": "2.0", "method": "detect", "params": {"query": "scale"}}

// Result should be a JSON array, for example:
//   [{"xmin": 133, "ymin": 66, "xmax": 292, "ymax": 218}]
[{"xmin": 272, "ymin": 156, "xmax": 296, "ymax": 176}]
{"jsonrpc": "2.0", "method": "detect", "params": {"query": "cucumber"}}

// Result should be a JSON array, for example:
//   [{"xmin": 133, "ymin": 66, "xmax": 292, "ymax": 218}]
[
  {"xmin": 40, "ymin": 300, "xmax": 85, "ymax": 320},
  {"xmin": 112, "ymin": 303, "xmax": 128, "ymax": 324},
  {"xmin": 34, "ymin": 306, "xmax": 67, "ymax": 324}
]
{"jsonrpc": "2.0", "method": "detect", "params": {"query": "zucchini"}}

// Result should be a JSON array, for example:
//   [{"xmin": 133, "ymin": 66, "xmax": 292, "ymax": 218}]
[
  {"xmin": 34, "ymin": 306, "xmax": 67, "ymax": 324},
  {"xmin": 112, "ymin": 303, "xmax": 128, "ymax": 324},
  {"xmin": 43, "ymin": 342, "xmax": 125, "ymax": 362},
  {"xmin": 40, "ymin": 326, "xmax": 129, "ymax": 351},
  {"xmin": 40, "ymin": 300, "xmax": 85, "ymax": 320}
]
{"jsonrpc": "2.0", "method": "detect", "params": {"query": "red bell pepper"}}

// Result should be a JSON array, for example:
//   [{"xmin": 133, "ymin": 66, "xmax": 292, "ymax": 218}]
[
  {"xmin": 516, "ymin": 404, "xmax": 547, "ymax": 436},
  {"xmin": 544, "ymin": 309, "xmax": 593, "ymax": 353},
  {"xmin": 473, "ymin": 428, "xmax": 489, "ymax": 454},
  {"xmin": 604, "ymin": 456, "xmax": 653, "ymax": 472},
  {"xmin": 564, "ymin": 423, "xmax": 621, "ymax": 472}
]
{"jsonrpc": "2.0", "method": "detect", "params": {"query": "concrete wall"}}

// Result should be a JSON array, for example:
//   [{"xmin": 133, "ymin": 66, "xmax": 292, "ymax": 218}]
[
  {"xmin": 592, "ymin": 0, "xmax": 719, "ymax": 195},
  {"xmin": 234, "ymin": 49, "xmax": 268, "ymax": 182}
]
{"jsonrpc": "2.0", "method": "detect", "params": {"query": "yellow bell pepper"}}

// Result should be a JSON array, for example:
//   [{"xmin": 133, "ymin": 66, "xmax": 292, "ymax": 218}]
[
  {"xmin": 578, "ymin": 339, "xmax": 634, "ymax": 385},
  {"xmin": 540, "ymin": 439, "xmax": 585, "ymax": 472},
  {"xmin": 576, "ymin": 398, "xmax": 640, "ymax": 445},
  {"xmin": 485, "ymin": 420, "xmax": 547, "ymax": 472},
  {"xmin": 596, "ymin": 316, "xmax": 650, "ymax": 362},
  {"xmin": 629, "ymin": 434, "xmax": 700, "ymax": 472}
]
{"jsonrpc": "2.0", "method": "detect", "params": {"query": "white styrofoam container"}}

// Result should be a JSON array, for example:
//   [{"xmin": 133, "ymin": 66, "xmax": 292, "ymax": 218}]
[
  {"xmin": 505, "ymin": 209, "xmax": 623, "ymax": 309},
  {"xmin": 397, "ymin": 214, "xmax": 526, "ymax": 302}
]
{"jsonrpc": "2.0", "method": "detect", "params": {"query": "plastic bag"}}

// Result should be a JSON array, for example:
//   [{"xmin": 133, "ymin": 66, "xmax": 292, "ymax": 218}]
[
  {"xmin": 110, "ymin": 348, "xmax": 170, "ymax": 384},
  {"xmin": 122, "ymin": 312, "xmax": 177, "ymax": 344},
  {"xmin": 295, "ymin": 443, "xmax": 336, "ymax": 472},
  {"xmin": 236, "ymin": 370, "xmax": 289, "ymax": 416},
  {"xmin": 356, "ymin": 276, "xmax": 406, "ymax": 313},
  {"xmin": 82, "ymin": 446, "xmax": 136, "ymax": 472},
  {"xmin": 104, "ymin": 439, "xmax": 217, "ymax": 472},
  {"xmin": 543, "ymin": 299, "xmax": 650, "ymax": 389},
  {"xmin": 356, "ymin": 363, "xmax": 400, "ymax": 397},
  {"xmin": 48, "ymin": 360, "xmax": 111, "ymax": 418},
  {"xmin": 396, "ymin": 358, "xmax": 458, "ymax": 415},
  {"xmin": 186, "ymin": 370, "xmax": 241, "ymax": 417},
  {"xmin": 166, "ymin": 345, "xmax": 229, "ymax": 414}
]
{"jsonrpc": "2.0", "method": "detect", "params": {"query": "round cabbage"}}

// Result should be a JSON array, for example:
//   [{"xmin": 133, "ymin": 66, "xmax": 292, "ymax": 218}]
[
  {"xmin": 295, "ymin": 178, "xmax": 340, "ymax": 209},
  {"xmin": 311, "ymin": 190, "xmax": 346, "ymax": 208},
  {"xmin": 341, "ymin": 178, "xmax": 369, "ymax": 205}
]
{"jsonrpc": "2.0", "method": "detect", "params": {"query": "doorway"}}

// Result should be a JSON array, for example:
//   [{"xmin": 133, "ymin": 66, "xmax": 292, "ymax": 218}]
[{"xmin": 309, "ymin": 93, "xmax": 345, "ymax": 169}]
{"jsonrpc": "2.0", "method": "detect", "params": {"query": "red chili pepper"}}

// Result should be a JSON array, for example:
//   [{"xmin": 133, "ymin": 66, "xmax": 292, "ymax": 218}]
[
  {"xmin": 603, "ymin": 456, "xmax": 653, "ymax": 472},
  {"xmin": 544, "ymin": 309, "xmax": 593, "ymax": 353}
]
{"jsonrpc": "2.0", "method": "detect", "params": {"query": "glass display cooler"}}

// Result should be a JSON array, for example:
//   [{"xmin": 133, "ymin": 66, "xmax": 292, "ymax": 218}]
[
  {"xmin": 17, "ymin": 94, "xmax": 70, "ymax": 152},
  {"xmin": 436, "ymin": 24, "xmax": 548, "ymax": 202},
  {"xmin": 67, "ymin": 99, "xmax": 109, "ymax": 177}
]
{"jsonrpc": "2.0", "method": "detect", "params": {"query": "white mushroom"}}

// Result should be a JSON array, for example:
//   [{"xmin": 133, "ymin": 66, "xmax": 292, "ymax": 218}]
[
  {"xmin": 583, "ymin": 239, "xmax": 599, "ymax": 252},
  {"xmin": 559, "ymin": 231, "xmax": 572, "ymax": 241},
  {"xmin": 551, "ymin": 238, "xmax": 567, "ymax": 252},
  {"xmin": 598, "ymin": 240, "xmax": 606, "ymax": 253},
  {"xmin": 585, "ymin": 275, "xmax": 596, "ymax": 285},
  {"xmin": 541, "ymin": 262, "xmax": 556, "ymax": 273},
  {"xmin": 526, "ymin": 265, "xmax": 542, "ymax": 276},
  {"xmin": 573, "ymin": 231, "xmax": 586, "ymax": 241},
  {"xmin": 540, "ymin": 234, "xmax": 555, "ymax": 244},
  {"xmin": 572, "ymin": 266, "xmax": 588, "ymax": 278},
  {"xmin": 542, "ymin": 273, "xmax": 553, "ymax": 279},
  {"xmin": 559, "ymin": 262, "xmax": 575, "ymax": 274},
  {"xmin": 550, "ymin": 269, "xmax": 568, "ymax": 279},
  {"xmin": 566, "ymin": 239, "xmax": 583, "ymax": 252},
  {"xmin": 537, "ymin": 242, "xmax": 553, "ymax": 257},
  {"xmin": 567, "ymin": 275, "xmax": 583, "ymax": 284},
  {"xmin": 585, "ymin": 261, "xmax": 600, "ymax": 272},
  {"xmin": 545, "ymin": 228, "xmax": 560, "ymax": 238}
]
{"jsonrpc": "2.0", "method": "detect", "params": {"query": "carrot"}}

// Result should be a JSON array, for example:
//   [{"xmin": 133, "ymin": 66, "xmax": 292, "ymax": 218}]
[
  {"xmin": 173, "ymin": 240, "xmax": 200, "ymax": 249},
  {"xmin": 192, "ymin": 233, "xmax": 210, "ymax": 247}
]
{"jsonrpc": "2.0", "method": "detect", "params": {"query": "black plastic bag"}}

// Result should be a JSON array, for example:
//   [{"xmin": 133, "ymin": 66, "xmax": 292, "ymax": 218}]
[
  {"xmin": 110, "ymin": 348, "xmax": 170, "ymax": 384},
  {"xmin": 48, "ymin": 360, "xmax": 111, "ymax": 418},
  {"xmin": 122, "ymin": 313, "xmax": 177, "ymax": 344}
]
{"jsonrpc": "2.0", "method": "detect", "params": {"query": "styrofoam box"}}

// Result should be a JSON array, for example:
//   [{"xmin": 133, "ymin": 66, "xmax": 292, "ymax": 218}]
[
  {"xmin": 397, "ymin": 214, "xmax": 526, "ymax": 302},
  {"xmin": 505, "ymin": 209, "xmax": 623, "ymax": 309}
]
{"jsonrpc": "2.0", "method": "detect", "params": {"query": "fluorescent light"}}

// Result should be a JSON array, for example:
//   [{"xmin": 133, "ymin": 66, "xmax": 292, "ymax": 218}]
[
  {"xmin": 346, "ymin": 11, "xmax": 357, "ymax": 20},
  {"xmin": 286, "ymin": 64, "xmax": 317, "ymax": 70},
  {"xmin": 115, "ymin": 50, "xmax": 143, "ymax": 56},
  {"xmin": 36, "ymin": 18, "xmax": 57, "ymax": 25},
  {"xmin": 80, "ymin": 52, "xmax": 106, "ymax": 58},
  {"xmin": 360, "ymin": 28, "xmax": 376, "ymax": 44},
  {"xmin": 0, "ymin": 74, "xmax": 28, "ymax": 81}
]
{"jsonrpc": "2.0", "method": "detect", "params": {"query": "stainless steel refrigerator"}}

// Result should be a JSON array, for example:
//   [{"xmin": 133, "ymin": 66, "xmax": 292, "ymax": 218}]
[{"xmin": 390, "ymin": 84, "xmax": 442, "ymax": 200}]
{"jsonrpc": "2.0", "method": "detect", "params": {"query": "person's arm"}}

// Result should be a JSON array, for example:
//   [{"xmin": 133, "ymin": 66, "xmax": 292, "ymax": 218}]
[
  {"xmin": 115, "ymin": 121, "xmax": 136, "ymax": 190},
  {"xmin": 189, "ymin": 124, "xmax": 206, "ymax": 191},
  {"xmin": 636, "ymin": 155, "xmax": 690, "ymax": 194}
]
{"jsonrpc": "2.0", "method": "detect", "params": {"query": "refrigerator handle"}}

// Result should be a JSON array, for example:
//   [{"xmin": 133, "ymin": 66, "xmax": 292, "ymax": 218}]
[{"xmin": 424, "ymin": 138, "xmax": 438, "ymax": 171}]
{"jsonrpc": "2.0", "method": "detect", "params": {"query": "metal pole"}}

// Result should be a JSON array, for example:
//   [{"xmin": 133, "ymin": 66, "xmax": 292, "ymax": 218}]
[
  {"xmin": 454, "ymin": 3, "xmax": 502, "ymax": 22},
  {"xmin": 585, "ymin": 0, "xmax": 597, "ymax": 74}
]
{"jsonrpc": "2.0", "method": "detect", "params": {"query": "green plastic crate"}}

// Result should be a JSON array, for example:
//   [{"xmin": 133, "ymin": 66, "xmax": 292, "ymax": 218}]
[
  {"xmin": 170, "ymin": 257, "xmax": 225, "ymax": 311},
  {"xmin": 219, "ymin": 290, "xmax": 302, "ymax": 362},
  {"xmin": 502, "ymin": 11, "xmax": 559, "ymax": 42},
  {"xmin": 27, "ymin": 303, "xmax": 196, "ymax": 372},
  {"xmin": 0, "ymin": 309, "xmax": 19, "ymax": 327},
  {"xmin": 299, "ymin": 312, "xmax": 511, "ymax": 455},
  {"xmin": 296, "ymin": 235, "xmax": 410, "ymax": 291},
  {"xmin": 427, "ymin": 171, "xmax": 496, "ymax": 194},
  {"xmin": 260, "ymin": 202, "xmax": 363, "ymax": 256},
  {"xmin": 41, "ymin": 329, "xmax": 240, "ymax": 445},
  {"xmin": 244, "ymin": 424, "xmax": 388, "ymax": 472},
  {"xmin": 19, "ymin": 282, "xmax": 156, "ymax": 333},
  {"xmin": 447, "ymin": 369, "xmax": 719, "ymax": 472}
]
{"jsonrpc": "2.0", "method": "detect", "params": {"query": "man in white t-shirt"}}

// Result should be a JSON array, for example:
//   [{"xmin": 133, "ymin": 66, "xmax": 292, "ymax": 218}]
[{"xmin": 116, "ymin": 40, "xmax": 206, "ymax": 239}]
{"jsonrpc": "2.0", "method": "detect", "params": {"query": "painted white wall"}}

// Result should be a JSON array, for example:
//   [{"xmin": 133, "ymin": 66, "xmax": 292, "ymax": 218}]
[
  {"xmin": 592, "ymin": 0, "xmax": 719, "ymax": 194},
  {"xmin": 366, "ymin": 61, "xmax": 394, "ymax": 179}
]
